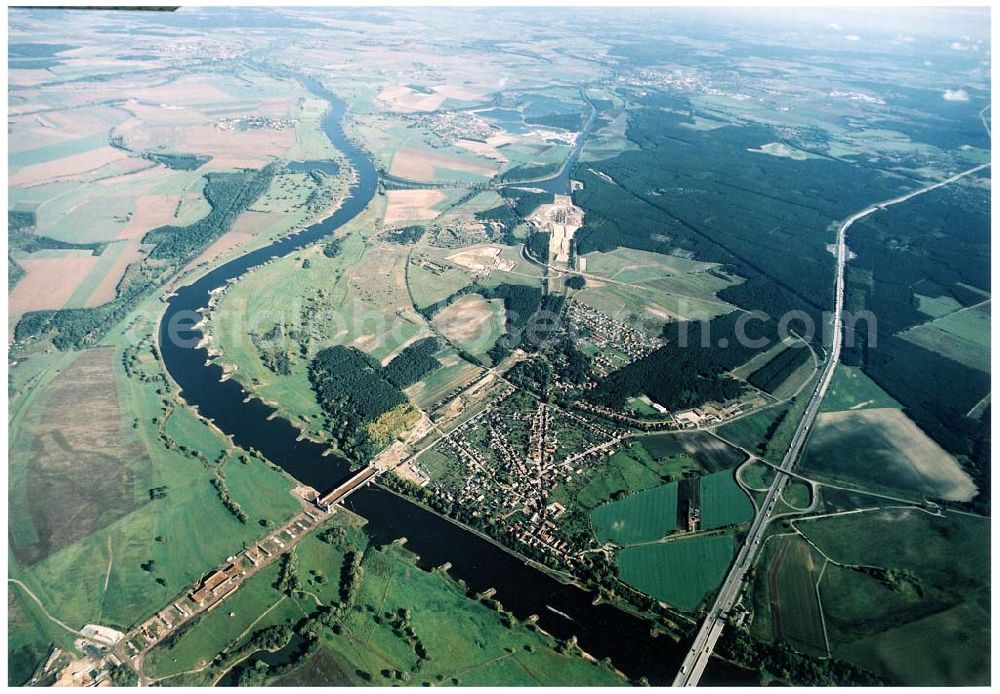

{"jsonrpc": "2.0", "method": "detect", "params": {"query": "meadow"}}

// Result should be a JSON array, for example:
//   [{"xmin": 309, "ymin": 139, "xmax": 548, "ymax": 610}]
[{"xmin": 797, "ymin": 507, "xmax": 989, "ymax": 684}]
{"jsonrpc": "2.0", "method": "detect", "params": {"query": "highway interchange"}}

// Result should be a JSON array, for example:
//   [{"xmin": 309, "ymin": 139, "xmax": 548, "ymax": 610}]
[{"xmin": 672, "ymin": 161, "xmax": 991, "ymax": 686}]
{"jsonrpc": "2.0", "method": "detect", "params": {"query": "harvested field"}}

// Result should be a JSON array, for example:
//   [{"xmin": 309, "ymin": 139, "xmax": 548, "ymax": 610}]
[
  {"xmin": 9, "ymin": 348, "xmax": 147, "ymax": 565},
  {"xmin": 390, "ymin": 146, "xmax": 498, "ymax": 181},
  {"xmin": 801, "ymin": 408, "xmax": 977, "ymax": 501},
  {"xmin": 9, "ymin": 252, "xmax": 100, "ymax": 316},
  {"xmin": 10, "ymin": 146, "xmax": 130, "ymax": 187},
  {"xmin": 383, "ymin": 189, "xmax": 447, "ymax": 225},
  {"xmin": 82, "ymin": 240, "xmax": 146, "ymax": 307},
  {"xmin": 432, "ymin": 294, "xmax": 504, "ymax": 354},
  {"xmin": 376, "ymin": 84, "xmax": 446, "ymax": 112},
  {"xmin": 446, "ymin": 245, "xmax": 503, "ymax": 271},
  {"xmin": 116, "ymin": 194, "xmax": 182, "ymax": 239}
]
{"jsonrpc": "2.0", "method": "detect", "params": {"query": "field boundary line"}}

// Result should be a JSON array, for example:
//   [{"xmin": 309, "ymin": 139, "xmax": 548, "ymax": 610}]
[{"xmin": 813, "ymin": 558, "xmax": 832, "ymax": 658}]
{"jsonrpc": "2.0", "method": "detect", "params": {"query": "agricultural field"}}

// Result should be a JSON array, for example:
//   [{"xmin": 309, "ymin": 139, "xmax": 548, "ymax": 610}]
[
  {"xmin": 797, "ymin": 508, "xmax": 989, "ymax": 685},
  {"xmin": 900, "ymin": 301, "xmax": 990, "ymax": 374},
  {"xmin": 698, "ymin": 470, "xmax": 754, "ymax": 530},
  {"xmin": 800, "ymin": 407, "xmax": 977, "ymax": 502},
  {"xmin": 617, "ymin": 534, "xmax": 735, "ymax": 611},
  {"xmin": 753, "ymin": 535, "xmax": 828, "ymax": 657},
  {"xmin": 715, "ymin": 404, "xmax": 790, "ymax": 460},
  {"xmin": 573, "ymin": 247, "xmax": 741, "ymax": 328},
  {"xmin": 590, "ymin": 482, "xmax": 679, "ymax": 545},
  {"xmin": 819, "ymin": 365, "xmax": 902, "ymax": 413},
  {"xmin": 430, "ymin": 293, "xmax": 506, "ymax": 356},
  {"xmin": 7, "ymin": 290, "xmax": 306, "ymax": 680}
]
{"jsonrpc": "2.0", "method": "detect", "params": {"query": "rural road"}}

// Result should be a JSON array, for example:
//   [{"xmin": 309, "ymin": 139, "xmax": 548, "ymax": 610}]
[{"xmin": 672, "ymin": 161, "xmax": 991, "ymax": 687}]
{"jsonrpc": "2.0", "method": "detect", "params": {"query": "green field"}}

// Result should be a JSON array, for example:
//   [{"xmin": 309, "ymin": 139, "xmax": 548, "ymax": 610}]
[
  {"xmin": 698, "ymin": 470, "xmax": 753, "ymax": 530},
  {"xmin": 799, "ymin": 508, "xmax": 989, "ymax": 684},
  {"xmin": 800, "ymin": 407, "xmax": 976, "ymax": 502},
  {"xmin": 781, "ymin": 480, "xmax": 811, "ymax": 510},
  {"xmin": 8, "ymin": 296, "xmax": 304, "ymax": 672},
  {"xmin": 738, "ymin": 460, "xmax": 775, "ymax": 491},
  {"xmin": 145, "ymin": 561, "xmax": 309, "ymax": 679},
  {"xmin": 900, "ymin": 302, "xmax": 990, "ymax": 374},
  {"xmin": 820, "ymin": 366, "xmax": 901, "ymax": 413},
  {"xmin": 715, "ymin": 405, "xmax": 789, "ymax": 459},
  {"xmin": 766, "ymin": 536, "xmax": 827, "ymax": 656},
  {"xmin": 590, "ymin": 482, "xmax": 678, "ymax": 545},
  {"xmin": 618, "ymin": 534, "xmax": 734, "ymax": 611}
]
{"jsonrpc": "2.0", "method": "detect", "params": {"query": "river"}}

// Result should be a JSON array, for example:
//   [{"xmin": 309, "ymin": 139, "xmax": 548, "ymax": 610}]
[{"xmin": 156, "ymin": 73, "xmax": 737, "ymax": 685}]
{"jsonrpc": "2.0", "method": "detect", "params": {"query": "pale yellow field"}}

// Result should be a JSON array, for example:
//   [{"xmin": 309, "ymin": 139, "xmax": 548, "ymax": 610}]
[
  {"xmin": 383, "ymin": 189, "xmax": 447, "ymax": 225},
  {"xmin": 390, "ymin": 147, "xmax": 499, "ymax": 180}
]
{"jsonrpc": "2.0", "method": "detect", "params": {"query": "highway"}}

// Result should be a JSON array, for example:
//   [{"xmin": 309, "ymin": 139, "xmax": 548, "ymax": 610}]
[{"xmin": 672, "ymin": 161, "xmax": 990, "ymax": 687}]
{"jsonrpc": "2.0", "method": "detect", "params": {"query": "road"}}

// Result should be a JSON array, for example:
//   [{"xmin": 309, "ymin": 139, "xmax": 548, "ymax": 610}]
[{"xmin": 672, "ymin": 161, "xmax": 990, "ymax": 687}]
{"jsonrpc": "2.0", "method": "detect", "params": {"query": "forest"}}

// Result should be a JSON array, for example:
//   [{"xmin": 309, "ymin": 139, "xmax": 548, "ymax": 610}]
[
  {"xmin": 570, "ymin": 94, "xmax": 910, "ymax": 328},
  {"xmin": 589, "ymin": 312, "xmax": 780, "ymax": 410},
  {"xmin": 841, "ymin": 182, "xmax": 990, "ymax": 512},
  {"xmin": 747, "ymin": 344, "xmax": 810, "ymax": 393},
  {"xmin": 144, "ymin": 165, "xmax": 276, "ymax": 260},
  {"xmin": 309, "ymin": 345, "xmax": 407, "ymax": 461},
  {"xmin": 383, "ymin": 337, "xmax": 441, "ymax": 388}
]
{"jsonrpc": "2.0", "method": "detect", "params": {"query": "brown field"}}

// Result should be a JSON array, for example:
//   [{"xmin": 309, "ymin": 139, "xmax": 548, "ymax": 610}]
[
  {"xmin": 431, "ymin": 294, "xmax": 503, "ymax": 350},
  {"xmin": 390, "ymin": 146, "xmax": 498, "ymax": 180},
  {"xmin": 10, "ymin": 147, "xmax": 130, "ymax": 187},
  {"xmin": 117, "ymin": 194, "xmax": 182, "ymax": 239},
  {"xmin": 455, "ymin": 133, "xmax": 517, "ymax": 162},
  {"xmin": 9, "ymin": 253, "xmax": 101, "ymax": 316},
  {"xmin": 173, "ymin": 126, "xmax": 295, "ymax": 170},
  {"xmin": 10, "ymin": 348, "xmax": 147, "ymax": 565},
  {"xmin": 383, "ymin": 189, "xmax": 447, "ymax": 225}
]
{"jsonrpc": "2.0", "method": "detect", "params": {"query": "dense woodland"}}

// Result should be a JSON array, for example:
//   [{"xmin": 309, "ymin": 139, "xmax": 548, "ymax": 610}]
[
  {"xmin": 144, "ymin": 165, "xmax": 276, "ymax": 260},
  {"xmin": 747, "ymin": 344, "xmax": 811, "ymax": 394},
  {"xmin": 309, "ymin": 345, "xmax": 407, "ymax": 461},
  {"xmin": 383, "ymin": 337, "xmax": 441, "ymax": 388},
  {"xmin": 841, "ymin": 183, "xmax": 991, "ymax": 512},
  {"xmin": 589, "ymin": 312, "xmax": 780, "ymax": 410},
  {"xmin": 571, "ymin": 91, "xmax": 910, "ymax": 329}
]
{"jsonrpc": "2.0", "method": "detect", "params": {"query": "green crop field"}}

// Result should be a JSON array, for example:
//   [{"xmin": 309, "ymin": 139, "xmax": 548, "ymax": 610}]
[
  {"xmin": 767, "ymin": 536, "xmax": 827, "ymax": 656},
  {"xmin": 820, "ymin": 366, "xmax": 902, "ymax": 413},
  {"xmin": 590, "ymin": 481, "xmax": 678, "ymax": 545},
  {"xmin": 698, "ymin": 470, "xmax": 754, "ymax": 529},
  {"xmin": 618, "ymin": 534, "xmax": 735, "ymax": 611},
  {"xmin": 900, "ymin": 302, "xmax": 990, "ymax": 374},
  {"xmin": 562, "ymin": 441, "xmax": 697, "ymax": 514}
]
